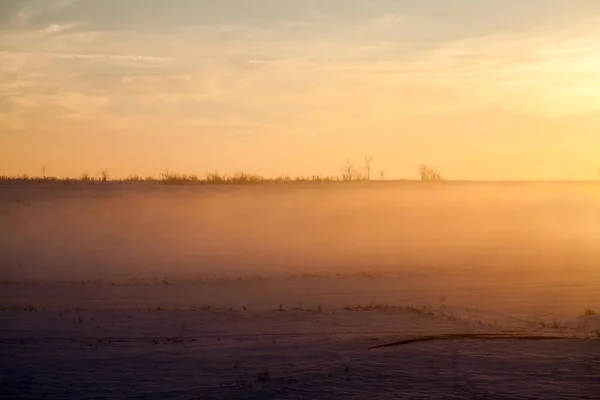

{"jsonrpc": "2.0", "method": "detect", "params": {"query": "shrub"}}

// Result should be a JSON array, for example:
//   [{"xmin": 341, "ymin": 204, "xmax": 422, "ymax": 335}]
[{"xmin": 418, "ymin": 164, "xmax": 445, "ymax": 181}]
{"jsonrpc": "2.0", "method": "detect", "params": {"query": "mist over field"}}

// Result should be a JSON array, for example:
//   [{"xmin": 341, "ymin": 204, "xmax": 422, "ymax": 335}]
[
  {"xmin": 1, "ymin": 182, "xmax": 599, "ymax": 281},
  {"xmin": 5, "ymin": 0, "xmax": 600, "ymax": 397},
  {"xmin": 3, "ymin": 182, "xmax": 600, "ymax": 400}
]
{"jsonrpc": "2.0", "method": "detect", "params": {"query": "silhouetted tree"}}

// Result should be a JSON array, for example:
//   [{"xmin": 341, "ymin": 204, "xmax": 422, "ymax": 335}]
[
  {"xmin": 418, "ymin": 164, "xmax": 445, "ymax": 181},
  {"xmin": 363, "ymin": 156, "xmax": 374, "ymax": 181},
  {"xmin": 341, "ymin": 160, "xmax": 357, "ymax": 181}
]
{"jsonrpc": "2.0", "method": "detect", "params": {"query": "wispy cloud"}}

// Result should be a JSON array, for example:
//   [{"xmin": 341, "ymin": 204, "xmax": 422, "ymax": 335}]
[
  {"xmin": 43, "ymin": 21, "xmax": 86, "ymax": 34},
  {"xmin": 55, "ymin": 0, "xmax": 80, "ymax": 9}
]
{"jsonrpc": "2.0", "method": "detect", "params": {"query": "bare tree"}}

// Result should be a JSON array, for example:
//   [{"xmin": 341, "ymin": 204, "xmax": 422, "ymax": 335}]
[
  {"xmin": 100, "ymin": 169, "xmax": 109, "ymax": 182},
  {"xmin": 418, "ymin": 164, "xmax": 445, "ymax": 181},
  {"xmin": 379, "ymin": 170, "xmax": 385, "ymax": 181},
  {"xmin": 341, "ymin": 159, "xmax": 357, "ymax": 181},
  {"xmin": 363, "ymin": 156, "xmax": 374, "ymax": 181},
  {"xmin": 41, "ymin": 166, "xmax": 46, "ymax": 179}
]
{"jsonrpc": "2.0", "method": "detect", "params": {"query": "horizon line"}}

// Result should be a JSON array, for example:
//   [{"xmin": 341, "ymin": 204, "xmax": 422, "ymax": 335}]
[{"xmin": 1, "ymin": 175, "xmax": 599, "ymax": 185}]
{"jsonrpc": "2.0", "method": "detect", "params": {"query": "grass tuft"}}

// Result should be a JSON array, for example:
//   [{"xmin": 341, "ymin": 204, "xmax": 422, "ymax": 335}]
[{"xmin": 257, "ymin": 369, "xmax": 270, "ymax": 382}]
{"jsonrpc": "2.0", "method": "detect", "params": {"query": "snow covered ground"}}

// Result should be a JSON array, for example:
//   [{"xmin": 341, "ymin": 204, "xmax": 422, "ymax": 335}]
[
  {"xmin": 1, "ymin": 182, "xmax": 599, "ymax": 398},
  {"xmin": 2, "ymin": 273, "xmax": 599, "ymax": 399}
]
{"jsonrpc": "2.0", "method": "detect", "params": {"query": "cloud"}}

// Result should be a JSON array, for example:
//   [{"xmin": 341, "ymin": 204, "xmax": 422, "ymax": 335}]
[
  {"xmin": 55, "ymin": 0, "xmax": 79, "ymax": 9},
  {"xmin": 43, "ymin": 21, "xmax": 86, "ymax": 34},
  {"xmin": 0, "ymin": 0, "xmax": 80, "ymax": 28},
  {"xmin": 2, "ymin": 0, "xmax": 600, "ymax": 180},
  {"xmin": 48, "ymin": 52, "xmax": 174, "ymax": 63}
]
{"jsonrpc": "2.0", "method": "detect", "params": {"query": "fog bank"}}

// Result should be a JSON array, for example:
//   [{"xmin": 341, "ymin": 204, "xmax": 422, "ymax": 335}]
[{"xmin": 1, "ymin": 182, "xmax": 599, "ymax": 281}]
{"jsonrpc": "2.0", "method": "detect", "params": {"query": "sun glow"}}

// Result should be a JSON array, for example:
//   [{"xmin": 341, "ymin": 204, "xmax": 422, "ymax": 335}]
[{"xmin": 1, "ymin": 1, "xmax": 600, "ymax": 180}]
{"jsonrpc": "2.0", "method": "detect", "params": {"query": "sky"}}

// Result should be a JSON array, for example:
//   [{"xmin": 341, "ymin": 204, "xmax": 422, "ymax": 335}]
[{"xmin": 1, "ymin": 0, "xmax": 600, "ymax": 180}]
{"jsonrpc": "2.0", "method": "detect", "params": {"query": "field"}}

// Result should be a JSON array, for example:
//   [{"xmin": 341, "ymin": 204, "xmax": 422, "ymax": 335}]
[{"xmin": 1, "ymin": 182, "xmax": 600, "ymax": 399}]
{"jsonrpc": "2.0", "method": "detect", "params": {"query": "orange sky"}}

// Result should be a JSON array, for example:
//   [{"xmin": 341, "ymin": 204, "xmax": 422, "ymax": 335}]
[{"xmin": 1, "ymin": 0, "xmax": 600, "ymax": 180}]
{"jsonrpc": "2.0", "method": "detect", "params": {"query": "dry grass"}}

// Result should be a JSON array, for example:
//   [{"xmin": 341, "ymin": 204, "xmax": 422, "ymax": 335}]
[
  {"xmin": 256, "ymin": 369, "xmax": 271, "ymax": 382},
  {"xmin": 342, "ymin": 302, "xmax": 504, "ymax": 329},
  {"xmin": 292, "ymin": 302, "xmax": 324, "ymax": 313},
  {"xmin": 0, "ymin": 171, "xmax": 346, "ymax": 184},
  {"xmin": 0, "ymin": 304, "xmax": 40, "ymax": 312},
  {"xmin": 0, "ymin": 157, "xmax": 408, "ymax": 184}
]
